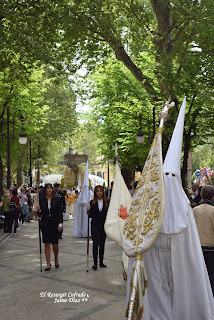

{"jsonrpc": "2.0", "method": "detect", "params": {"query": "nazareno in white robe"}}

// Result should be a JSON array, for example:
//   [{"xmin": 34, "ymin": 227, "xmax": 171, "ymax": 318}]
[
  {"xmin": 72, "ymin": 191, "xmax": 82, "ymax": 237},
  {"xmin": 126, "ymin": 175, "xmax": 214, "ymax": 320},
  {"xmin": 126, "ymin": 97, "xmax": 214, "ymax": 319},
  {"xmin": 72, "ymin": 190, "xmax": 92, "ymax": 238}
]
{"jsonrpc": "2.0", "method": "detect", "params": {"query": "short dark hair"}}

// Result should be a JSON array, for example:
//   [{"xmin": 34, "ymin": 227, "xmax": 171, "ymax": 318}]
[
  {"xmin": 54, "ymin": 183, "xmax": 60, "ymax": 187},
  {"xmin": 201, "ymin": 185, "xmax": 214, "ymax": 201},
  {"xmin": 12, "ymin": 189, "xmax": 17, "ymax": 196}
]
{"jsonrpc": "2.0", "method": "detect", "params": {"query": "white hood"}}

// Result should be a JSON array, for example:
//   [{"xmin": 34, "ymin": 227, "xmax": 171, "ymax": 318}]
[{"xmin": 160, "ymin": 97, "xmax": 190, "ymax": 234}]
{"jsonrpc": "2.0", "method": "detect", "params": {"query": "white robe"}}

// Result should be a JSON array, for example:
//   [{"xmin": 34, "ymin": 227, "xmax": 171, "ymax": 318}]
[
  {"xmin": 81, "ymin": 203, "xmax": 91, "ymax": 237},
  {"xmin": 126, "ymin": 98, "xmax": 214, "ymax": 319},
  {"xmin": 64, "ymin": 201, "xmax": 69, "ymax": 221},
  {"xmin": 72, "ymin": 194, "xmax": 82, "ymax": 237},
  {"xmin": 126, "ymin": 206, "xmax": 214, "ymax": 320},
  {"xmin": 72, "ymin": 191, "xmax": 92, "ymax": 237}
]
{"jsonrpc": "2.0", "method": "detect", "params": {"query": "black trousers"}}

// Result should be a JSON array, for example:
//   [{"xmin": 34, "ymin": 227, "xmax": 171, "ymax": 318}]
[
  {"xmin": 92, "ymin": 228, "xmax": 106, "ymax": 266},
  {"xmin": 202, "ymin": 246, "xmax": 214, "ymax": 296},
  {"xmin": 3, "ymin": 211, "xmax": 11, "ymax": 233}
]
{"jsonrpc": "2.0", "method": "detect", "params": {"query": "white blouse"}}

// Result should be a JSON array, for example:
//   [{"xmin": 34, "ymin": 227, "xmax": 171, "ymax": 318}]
[{"xmin": 97, "ymin": 199, "xmax": 103, "ymax": 212}]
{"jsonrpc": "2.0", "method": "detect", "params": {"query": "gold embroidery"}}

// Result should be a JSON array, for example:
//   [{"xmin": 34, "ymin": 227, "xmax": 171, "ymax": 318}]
[
  {"xmin": 156, "ymin": 127, "xmax": 163, "ymax": 135},
  {"xmin": 136, "ymin": 253, "xmax": 142, "ymax": 261},
  {"xmin": 123, "ymin": 131, "xmax": 164, "ymax": 253}
]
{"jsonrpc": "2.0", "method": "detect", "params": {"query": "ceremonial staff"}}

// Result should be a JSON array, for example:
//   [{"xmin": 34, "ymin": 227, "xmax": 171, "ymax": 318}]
[
  {"xmin": 38, "ymin": 216, "xmax": 42, "ymax": 272},
  {"xmin": 81, "ymin": 160, "xmax": 90, "ymax": 272},
  {"xmin": 123, "ymin": 100, "xmax": 175, "ymax": 320},
  {"xmin": 86, "ymin": 185, "xmax": 90, "ymax": 272},
  {"xmin": 37, "ymin": 186, "xmax": 42, "ymax": 272}
]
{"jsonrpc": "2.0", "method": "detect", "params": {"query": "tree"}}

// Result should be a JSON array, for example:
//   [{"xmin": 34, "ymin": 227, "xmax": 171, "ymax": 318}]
[
  {"xmin": 192, "ymin": 137, "xmax": 214, "ymax": 173},
  {"xmin": 71, "ymin": 118, "xmax": 102, "ymax": 166},
  {"xmin": 85, "ymin": 59, "xmax": 153, "ymax": 171},
  {"xmin": 1, "ymin": 0, "xmax": 214, "ymax": 184},
  {"xmin": 0, "ymin": 62, "xmax": 78, "ymax": 193}
]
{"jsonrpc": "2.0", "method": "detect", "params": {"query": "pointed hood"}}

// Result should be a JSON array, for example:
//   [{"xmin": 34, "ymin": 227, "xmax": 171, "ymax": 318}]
[
  {"xmin": 160, "ymin": 97, "xmax": 190, "ymax": 234},
  {"xmin": 163, "ymin": 97, "xmax": 186, "ymax": 179},
  {"xmin": 77, "ymin": 173, "xmax": 81, "ymax": 191},
  {"xmin": 82, "ymin": 160, "xmax": 89, "ymax": 206}
]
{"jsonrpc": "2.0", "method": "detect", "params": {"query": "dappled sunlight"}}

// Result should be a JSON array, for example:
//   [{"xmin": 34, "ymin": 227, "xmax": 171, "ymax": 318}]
[
  {"xmin": 4, "ymin": 249, "xmax": 25, "ymax": 254},
  {"xmin": 109, "ymin": 279, "xmax": 124, "ymax": 286},
  {"xmin": 22, "ymin": 234, "xmax": 38, "ymax": 239}
]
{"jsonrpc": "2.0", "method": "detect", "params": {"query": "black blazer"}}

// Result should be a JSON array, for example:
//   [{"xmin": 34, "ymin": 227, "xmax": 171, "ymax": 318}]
[
  {"xmin": 39, "ymin": 197, "xmax": 63, "ymax": 229},
  {"xmin": 90, "ymin": 200, "xmax": 108, "ymax": 233}
]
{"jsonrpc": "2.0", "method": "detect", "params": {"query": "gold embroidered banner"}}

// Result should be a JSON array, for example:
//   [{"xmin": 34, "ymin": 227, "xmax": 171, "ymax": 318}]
[{"xmin": 122, "ymin": 127, "xmax": 165, "ymax": 320}]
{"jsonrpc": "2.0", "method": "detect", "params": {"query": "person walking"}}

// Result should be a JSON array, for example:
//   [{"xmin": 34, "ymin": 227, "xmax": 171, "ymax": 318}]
[
  {"xmin": 20, "ymin": 188, "xmax": 30, "ymax": 223},
  {"xmin": 2, "ymin": 190, "xmax": 11, "ymax": 233},
  {"xmin": 37, "ymin": 184, "xmax": 63, "ymax": 271},
  {"xmin": 32, "ymin": 190, "xmax": 39, "ymax": 221},
  {"xmin": 53, "ymin": 183, "xmax": 66, "ymax": 239},
  {"xmin": 89, "ymin": 185, "xmax": 109, "ymax": 270},
  {"xmin": 193, "ymin": 185, "xmax": 214, "ymax": 295},
  {"xmin": 10, "ymin": 189, "xmax": 20, "ymax": 234},
  {"xmin": 26, "ymin": 189, "xmax": 33, "ymax": 220}
]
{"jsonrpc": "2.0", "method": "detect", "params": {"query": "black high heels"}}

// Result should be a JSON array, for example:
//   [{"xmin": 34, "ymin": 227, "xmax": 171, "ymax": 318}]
[
  {"xmin": 55, "ymin": 264, "xmax": 59, "ymax": 268},
  {"xmin": 45, "ymin": 264, "xmax": 51, "ymax": 271},
  {"xmin": 99, "ymin": 263, "xmax": 107, "ymax": 268}
]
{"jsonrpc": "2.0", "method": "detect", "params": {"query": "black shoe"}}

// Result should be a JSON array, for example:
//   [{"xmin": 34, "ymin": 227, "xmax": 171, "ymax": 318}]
[
  {"xmin": 45, "ymin": 264, "xmax": 51, "ymax": 271},
  {"xmin": 55, "ymin": 264, "xmax": 59, "ymax": 268},
  {"xmin": 99, "ymin": 263, "xmax": 107, "ymax": 268},
  {"xmin": 59, "ymin": 236, "xmax": 63, "ymax": 239},
  {"xmin": 92, "ymin": 265, "xmax": 97, "ymax": 270}
]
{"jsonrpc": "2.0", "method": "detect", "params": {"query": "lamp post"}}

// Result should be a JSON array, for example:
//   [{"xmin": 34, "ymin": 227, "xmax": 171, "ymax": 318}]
[
  {"xmin": 136, "ymin": 114, "xmax": 145, "ymax": 144},
  {"xmin": 6, "ymin": 109, "xmax": 27, "ymax": 188},
  {"xmin": 36, "ymin": 145, "xmax": 42, "ymax": 186},
  {"xmin": 6, "ymin": 107, "xmax": 11, "ymax": 189},
  {"xmin": 43, "ymin": 161, "xmax": 48, "ymax": 169},
  {"xmin": 18, "ymin": 115, "xmax": 27, "ymax": 144},
  {"xmin": 29, "ymin": 139, "xmax": 32, "ymax": 187}
]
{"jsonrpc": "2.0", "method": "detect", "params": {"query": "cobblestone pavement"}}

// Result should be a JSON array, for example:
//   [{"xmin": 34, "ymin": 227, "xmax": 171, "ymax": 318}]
[{"xmin": 0, "ymin": 217, "xmax": 127, "ymax": 320}]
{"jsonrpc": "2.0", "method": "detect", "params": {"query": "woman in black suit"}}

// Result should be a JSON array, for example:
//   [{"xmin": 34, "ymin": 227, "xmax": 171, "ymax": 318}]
[
  {"xmin": 37, "ymin": 184, "xmax": 63, "ymax": 271},
  {"xmin": 89, "ymin": 185, "xmax": 109, "ymax": 270}
]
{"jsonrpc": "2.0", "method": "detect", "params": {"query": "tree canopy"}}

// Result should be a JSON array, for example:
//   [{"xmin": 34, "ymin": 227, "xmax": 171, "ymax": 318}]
[
  {"xmin": 0, "ymin": 62, "xmax": 77, "ymax": 191},
  {"xmin": 0, "ymin": 0, "xmax": 213, "ymax": 186}
]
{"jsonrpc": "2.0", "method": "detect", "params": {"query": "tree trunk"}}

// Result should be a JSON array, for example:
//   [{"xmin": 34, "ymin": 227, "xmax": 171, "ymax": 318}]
[
  {"xmin": 187, "ymin": 151, "xmax": 192, "ymax": 188},
  {"xmin": 181, "ymin": 133, "xmax": 191, "ymax": 187},
  {"xmin": 181, "ymin": 95, "xmax": 198, "ymax": 187},
  {"xmin": 17, "ymin": 160, "xmax": 22, "ymax": 187},
  {"xmin": 109, "ymin": 40, "xmax": 159, "ymax": 103},
  {"xmin": 0, "ymin": 155, "xmax": 3, "ymax": 196},
  {"xmin": 121, "ymin": 168, "xmax": 135, "ymax": 188}
]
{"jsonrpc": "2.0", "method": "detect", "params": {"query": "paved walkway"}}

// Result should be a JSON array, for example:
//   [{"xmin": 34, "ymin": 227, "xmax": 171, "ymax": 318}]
[{"xmin": 0, "ymin": 218, "xmax": 127, "ymax": 320}]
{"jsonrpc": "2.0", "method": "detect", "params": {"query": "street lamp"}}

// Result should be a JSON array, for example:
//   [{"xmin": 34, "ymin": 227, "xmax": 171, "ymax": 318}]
[
  {"xmin": 19, "ymin": 135, "xmax": 27, "ymax": 144},
  {"xmin": 18, "ymin": 115, "xmax": 27, "ymax": 144},
  {"xmin": 36, "ymin": 145, "xmax": 42, "ymax": 186},
  {"xmin": 136, "ymin": 114, "xmax": 145, "ymax": 144},
  {"xmin": 43, "ymin": 162, "xmax": 48, "ymax": 168},
  {"xmin": 6, "ymin": 109, "xmax": 27, "ymax": 188}
]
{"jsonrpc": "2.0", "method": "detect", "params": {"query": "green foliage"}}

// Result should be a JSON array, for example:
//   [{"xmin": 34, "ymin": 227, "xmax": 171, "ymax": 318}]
[
  {"xmin": 192, "ymin": 137, "xmax": 214, "ymax": 173},
  {"xmin": 0, "ymin": 0, "xmax": 213, "ymax": 177},
  {"xmin": 0, "ymin": 61, "xmax": 78, "ymax": 186},
  {"xmin": 84, "ymin": 59, "xmax": 153, "ymax": 170},
  {"xmin": 71, "ymin": 115, "xmax": 102, "ymax": 166}
]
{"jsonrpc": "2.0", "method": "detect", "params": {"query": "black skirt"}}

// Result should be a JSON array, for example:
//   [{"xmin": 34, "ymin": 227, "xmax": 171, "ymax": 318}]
[{"xmin": 41, "ymin": 223, "xmax": 59, "ymax": 244}]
